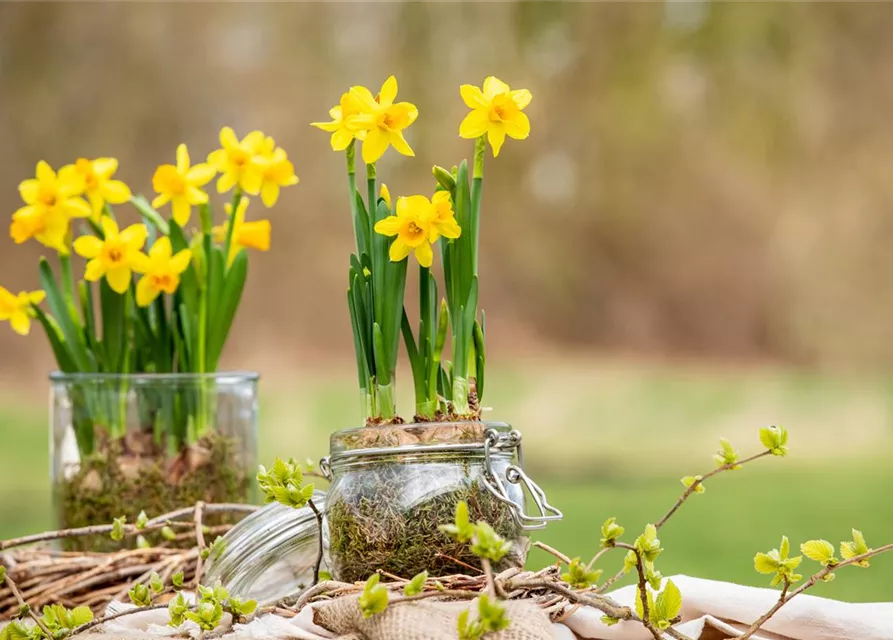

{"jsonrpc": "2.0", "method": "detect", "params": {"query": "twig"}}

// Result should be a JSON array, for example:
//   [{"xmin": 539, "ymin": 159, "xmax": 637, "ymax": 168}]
[
  {"xmin": 739, "ymin": 542, "xmax": 893, "ymax": 640},
  {"xmin": 387, "ymin": 589, "xmax": 481, "ymax": 605},
  {"xmin": 307, "ymin": 499, "xmax": 324, "ymax": 586},
  {"xmin": 533, "ymin": 541, "xmax": 571, "ymax": 565},
  {"xmin": 616, "ymin": 544, "xmax": 661, "ymax": 640},
  {"xmin": 192, "ymin": 502, "xmax": 206, "ymax": 588},
  {"xmin": 586, "ymin": 547, "xmax": 611, "ymax": 571},
  {"xmin": 0, "ymin": 503, "xmax": 257, "ymax": 552},
  {"xmin": 506, "ymin": 579, "xmax": 633, "ymax": 622},
  {"xmin": 480, "ymin": 558, "xmax": 496, "ymax": 599},
  {"xmin": 3, "ymin": 569, "xmax": 54, "ymax": 638},
  {"xmin": 655, "ymin": 451, "xmax": 772, "ymax": 530},
  {"xmin": 434, "ymin": 552, "xmax": 483, "ymax": 574},
  {"xmin": 70, "ymin": 603, "xmax": 169, "ymax": 636}
]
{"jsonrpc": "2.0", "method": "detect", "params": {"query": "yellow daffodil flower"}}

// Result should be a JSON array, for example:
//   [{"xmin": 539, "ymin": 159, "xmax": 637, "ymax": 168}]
[
  {"xmin": 73, "ymin": 158, "xmax": 132, "ymax": 221},
  {"xmin": 429, "ymin": 191, "xmax": 461, "ymax": 242},
  {"xmin": 12, "ymin": 161, "xmax": 91, "ymax": 253},
  {"xmin": 459, "ymin": 76, "xmax": 532, "ymax": 157},
  {"xmin": 311, "ymin": 92, "xmax": 372, "ymax": 151},
  {"xmin": 151, "ymin": 144, "xmax": 217, "ymax": 227},
  {"xmin": 380, "ymin": 183, "xmax": 392, "ymax": 209},
  {"xmin": 253, "ymin": 138, "xmax": 299, "ymax": 207},
  {"xmin": 132, "ymin": 237, "xmax": 192, "ymax": 307},
  {"xmin": 212, "ymin": 197, "xmax": 271, "ymax": 266},
  {"xmin": 373, "ymin": 195, "xmax": 442, "ymax": 268},
  {"xmin": 0, "ymin": 286, "xmax": 45, "ymax": 336},
  {"xmin": 207, "ymin": 127, "xmax": 265, "ymax": 195},
  {"xmin": 73, "ymin": 217, "xmax": 148, "ymax": 294},
  {"xmin": 350, "ymin": 76, "xmax": 418, "ymax": 164}
]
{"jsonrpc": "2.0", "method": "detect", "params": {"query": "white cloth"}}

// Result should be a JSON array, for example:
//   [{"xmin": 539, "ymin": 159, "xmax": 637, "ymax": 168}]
[{"xmin": 31, "ymin": 575, "xmax": 888, "ymax": 640}]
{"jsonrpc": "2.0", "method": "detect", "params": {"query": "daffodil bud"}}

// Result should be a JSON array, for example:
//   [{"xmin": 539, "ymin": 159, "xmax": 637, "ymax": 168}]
[
  {"xmin": 380, "ymin": 184, "xmax": 392, "ymax": 209},
  {"xmin": 432, "ymin": 165, "xmax": 456, "ymax": 192},
  {"xmin": 190, "ymin": 234, "xmax": 206, "ymax": 282}
]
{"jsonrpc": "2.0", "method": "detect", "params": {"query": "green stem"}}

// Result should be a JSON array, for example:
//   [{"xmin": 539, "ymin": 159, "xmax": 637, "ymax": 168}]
[
  {"xmin": 196, "ymin": 205, "xmax": 214, "ymax": 439},
  {"xmin": 376, "ymin": 381, "xmax": 396, "ymax": 420},
  {"xmin": 471, "ymin": 136, "xmax": 486, "ymax": 274},
  {"xmin": 222, "ymin": 188, "xmax": 243, "ymax": 271},
  {"xmin": 58, "ymin": 252, "xmax": 80, "ymax": 324},
  {"xmin": 366, "ymin": 162, "xmax": 377, "ymax": 226}
]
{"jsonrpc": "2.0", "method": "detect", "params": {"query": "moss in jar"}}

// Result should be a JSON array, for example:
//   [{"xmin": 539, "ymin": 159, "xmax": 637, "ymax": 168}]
[
  {"xmin": 56, "ymin": 432, "xmax": 250, "ymax": 551},
  {"xmin": 326, "ymin": 464, "xmax": 526, "ymax": 583}
]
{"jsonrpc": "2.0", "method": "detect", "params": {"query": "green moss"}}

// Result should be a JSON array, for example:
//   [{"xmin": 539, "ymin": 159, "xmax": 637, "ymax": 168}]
[
  {"xmin": 56, "ymin": 434, "xmax": 251, "ymax": 551},
  {"xmin": 326, "ymin": 466, "xmax": 527, "ymax": 582}
]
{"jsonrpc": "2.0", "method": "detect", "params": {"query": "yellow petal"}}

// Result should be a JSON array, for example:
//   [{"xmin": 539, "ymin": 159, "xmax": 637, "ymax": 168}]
[
  {"xmin": 120, "ymin": 224, "xmax": 148, "ymax": 250},
  {"xmin": 9, "ymin": 311, "xmax": 30, "ymax": 336},
  {"xmin": 380, "ymin": 184, "xmax": 391, "ymax": 209},
  {"xmin": 186, "ymin": 163, "xmax": 216, "ymax": 186},
  {"xmin": 106, "ymin": 267, "xmax": 132, "ymax": 294},
  {"xmin": 261, "ymin": 181, "xmax": 280, "ymax": 207},
  {"xmin": 130, "ymin": 251, "xmax": 151, "ymax": 274},
  {"xmin": 487, "ymin": 124, "xmax": 506, "ymax": 157},
  {"xmin": 331, "ymin": 128, "xmax": 354, "ymax": 151},
  {"xmin": 414, "ymin": 242, "xmax": 434, "ymax": 268},
  {"xmin": 510, "ymin": 89, "xmax": 532, "ymax": 110},
  {"xmin": 102, "ymin": 180, "xmax": 132, "ymax": 204},
  {"xmin": 186, "ymin": 186, "xmax": 209, "ymax": 205},
  {"xmin": 84, "ymin": 259, "xmax": 106, "ymax": 282},
  {"xmin": 460, "ymin": 85, "xmax": 489, "ymax": 110},
  {"xmin": 389, "ymin": 131, "xmax": 415, "ymax": 157},
  {"xmin": 18, "ymin": 179, "xmax": 39, "ymax": 205},
  {"xmin": 217, "ymin": 171, "xmax": 238, "ymax": 194},
  {"xmin": 388, "ymin": 237, "xmax": 412, "ymax": 262},
  {"xmin": 93, "ymin": 157, "xmax": 119, "ymax": 178},
  {"xmin": 151, "ymin": 236, "xmax": 173, "ymax": 260},
  {"xmin": 483, "ymin": 76, "xmax": 511, "ymax": 99},
  {"xmin": 152, "ymin": 193, "xmax": 171, "ymax": 209},
  {"xmin": 170, "ymin": 249, "xmax": 193, "ymax": 274},
  {"xmin": 504, "ymin": 112, "xmax": 530, "ymax": 139},
  {"xmin": 240, "ymin": 170, "xmax": 262, "ymax": 195},
  {"xmin": 374, "ymin": 215, "xmax": 401, "ymax": 237},
  {"xmin": 101, "ymin": 216, "xmax": 120, "ymax": 239},
  {"xmin": 207, "ymin": 148, "xmax": 229, "ymax": 171},
  {"xmin": 437, "ymin": 216, "xmax": 462, "ymax": 239},
  {"xmin": 219, "ymin": 126, "xmax": 239, "ymax": 150},
  {"xmin": 73, "ymin": 235, "xmax": 103, "ymax": 259},
  {"xmin": 311, "ymin": 120, "xmax": 341, "ymax": 133},
  {"xmin": 64, "ymin": 197, "xmax": 92, "ymax": 219},
  {"xmin": 176, "ymin": 144, "xmax": 190, "ymax": 173},
  {"xmin": 350, "ymin": 85, "xmax": 379, "ymax": 111},
  {"xmin": 242, "ymin": 130, "xmax": 265, "ymax": 152},
  {"xmin": 379, "ymin": 76, "xmax": 398, "ymax": 106},
  {"xmin": 135, "ymin": 276, "xmax": 158, "ymax": 307},
  {"xmin": 28, "ymin": 290, "xmax": 46, "ymax": 305},
  {"xmin": 237, "ymin": 220, "xmax": 270, "ymax": 252},
  {"xmin": 88, "ymin": 193, "xmax": 104, "ymax": 221},
  {"xmin": 36, "ymin": 161, "xmax": 55, "ymax": 183},
  {"xmin": 362, "ymin": 128, "xmax": 389, "ymax": 164},
  {"xmin": 171, "ymin": 197, "xmax": 191, "ymax": 227},
  {"xmin": 459, "ymin": 110, "xmax": 489, "ymax": 139}
]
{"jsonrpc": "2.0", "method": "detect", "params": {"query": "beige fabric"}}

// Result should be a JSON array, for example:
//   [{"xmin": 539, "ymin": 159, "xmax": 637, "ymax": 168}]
[{"xmin": 313, "ymin": 596, "xmax": 554, "ymax": 640}]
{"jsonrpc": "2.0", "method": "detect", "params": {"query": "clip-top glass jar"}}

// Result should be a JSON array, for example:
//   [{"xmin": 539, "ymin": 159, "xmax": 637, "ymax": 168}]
[{"xmin": 320, "ymin": 421, "xmax": 561, "ymax": 583}]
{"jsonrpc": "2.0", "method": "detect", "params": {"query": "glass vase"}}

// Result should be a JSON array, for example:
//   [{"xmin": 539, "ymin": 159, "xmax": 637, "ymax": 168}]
[
  {"xmin": 50, "ymin": 371, "xmax": 258, "ymax": 549},
  {"xmin": 320, "ymin": 421, "xmax": 562, "ymax": 583}
]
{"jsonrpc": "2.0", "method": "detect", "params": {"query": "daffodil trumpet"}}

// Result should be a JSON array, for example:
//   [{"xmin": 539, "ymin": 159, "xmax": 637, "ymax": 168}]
[{"xmin": 4, "ymin": 129, "xmax": 296, "ymax": 453}]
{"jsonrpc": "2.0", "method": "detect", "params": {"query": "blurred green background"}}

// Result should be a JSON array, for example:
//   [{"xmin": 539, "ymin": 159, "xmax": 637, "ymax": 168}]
[{"xmin": 1, "ymin": 1, "xmax": 893, "ymax": 602}]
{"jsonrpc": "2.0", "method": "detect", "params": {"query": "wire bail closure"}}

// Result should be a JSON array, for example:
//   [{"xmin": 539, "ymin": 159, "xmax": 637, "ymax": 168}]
[{"xmin": 480, "ymin": 428, "xmax": 563, "ymax": 530}]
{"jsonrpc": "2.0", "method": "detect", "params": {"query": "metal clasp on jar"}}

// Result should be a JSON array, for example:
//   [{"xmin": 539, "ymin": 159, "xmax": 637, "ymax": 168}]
[{"xmin": 480, "ymin": 428, "xmax": 562, "ymax": 530}]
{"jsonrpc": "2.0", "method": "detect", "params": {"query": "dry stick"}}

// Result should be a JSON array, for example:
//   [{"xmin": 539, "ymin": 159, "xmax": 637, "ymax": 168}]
[
  {"xmin": 3, "ymin": 570, "xmax": 54, "ymax": 638},
  {"xmin": 0, "ymin": 503, "xmax": 257, "ymax": 552},
  {"xmin": 192, "ymin": 502, "xmax": 207, "ymax": 588},
  {"xmin": 69, "ymin": 603, "xmax": 169, "ymax": 636},
  {"xmin": 506, "ymin": 579, "xmax": 634, "ymax": 622},
  {"xmin": 434, "ymin": 552, "xmax": 483, "ymax": 574},
  {"xmin": 738, "ymin": 542, "xmax": 893, "ymax": 640},
  {"xmin": 307, "ymin": 499, "xmax": 324, "ymax": 586},
  {"xmin": 533, "ymin": 541, "xmax": 571, "ymax": 565},
  {"xmin": 597, "ymin": 450, "xmax": 774, "ymax": 596}
]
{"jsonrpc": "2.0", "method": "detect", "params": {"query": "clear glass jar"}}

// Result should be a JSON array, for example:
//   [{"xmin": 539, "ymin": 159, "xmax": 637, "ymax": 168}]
[
  {"xmin": 50, "ymin": 371, "xmax": 258, "ymax": 548},
  {"xmin": 321, "ymin": 421, "xmax": 561, "ymax": 583}
]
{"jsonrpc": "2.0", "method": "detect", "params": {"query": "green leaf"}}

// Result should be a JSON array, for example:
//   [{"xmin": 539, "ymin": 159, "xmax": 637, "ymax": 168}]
[
  {"xmin": 439, "ymin": 501, "xmax": 474, "ymax": 543},
  {"xmin": 600, "ymin": 517, "xmax": 625, "ymax": 547},
  {"xmin": 39, "ymin": 258, "xmax": 92, "ymax": 372},
  {"xmin": 841, "ymin": 529, "xmax": 871, "ymax": 567},
  {"xmin": 780, "ymin": 535, "xmax": 790, "ymax": 561},
  {"xmin": 161, "ymin": 526, "xmax": 176, "ymax": 542},
  {"xmin": 136, "ymin": 510, "xmax": 149, "ymax": 530},
  {"xmin": 713, "ymin": 437, "xmax": 741, "ymax": 469},
  {"xmin": 358, "ymin": 574, "xmax": 388, "ymax": 619},
  {"xmin": 801, "ymin": 540, "xmax": 837, "ymax": 566},
  {"xmin": 110, "ymin": 516, "xmax": 126, "ymax": 542},
  {"xmin": 208, "ymin": 537, "xmax": 227, "ymax": 561},
  {"xmin": 149, "ymin": 572, "xmax": 164, "ymax": 594},
  {"xmin": 475, "ymin": 595, "xmax": 509, "ymax": 633},
  {"xmin": 171, "ymin": 571, "xmax": 184, "ymax": 588},
  {"xmin": 404, "ymin": 571, "xmax": 428, "ymax": 596},
  {"xmin": 167, "ymin": 592, "xmax": 188, "ymax": 627},
  {"xmin": 681, "ymin": 476, "xmax": 706, "ymax": 494},
  {"xmin": 472, "ymin": 319, "xmax": 486, "ymax": 402},
  {"xmin": 561, "ymin": 558, "xmax": 602, "ymax": 589},
  {"xmin": 0, "ymin": 622, "xmax": 32, "ymax": 640},
  {"xmin": 759, "ymin": 425, "xmax": 789, "ymax": 456},
  {"xmin": 32, "ymin": 306, "xmax": 77, "ymax": 373},
  {"xmin": 99, "ymin": 278, "xmax": 127, "ymax": 371},
  {"xmin": 470, "ymin": 522, "xmax": 512, "ymax": 563},
  {"xmin": 655, "ymin": 579, "xmax": 682, "ymax": 623},
  {"xmin": 128, "ymin": 582, "xmax": 152, "ymax": 607},
  {"xmin": 130, "ymin": 196, "xmax": 170, "ymax": 235},
  {"xmin": 634, "ymin": 524, "xmax": 662, "ymax": 563},
  {"xmin": 207, "ymin": 250, "xmax": 247, "ymax": 370},
  {"xmin": 185, "ymin": 601, "xmax": 223, "ymax": 631},
  {"xmin": 0, "ymin": 566, "xmax": 5, "ymax": 582},
  {"xmin": 600, "ymin": 616, "xmax": 620, "ymax": 627},
  {"xmin": 754, "ymin": 552, "xmax": 779, "ymax": 575}
]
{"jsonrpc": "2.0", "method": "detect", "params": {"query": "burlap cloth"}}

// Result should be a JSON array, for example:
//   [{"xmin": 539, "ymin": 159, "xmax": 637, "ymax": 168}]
[{"xmin": 312, "ymin": 596, "xmax": 554, "ymax": 640}]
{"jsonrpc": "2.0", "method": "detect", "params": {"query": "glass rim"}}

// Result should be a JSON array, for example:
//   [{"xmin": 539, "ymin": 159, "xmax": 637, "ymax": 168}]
[
  {"xmin": 49, "ymin": 370, "xmax": 260, "ymax": 384},
  {"xmin": 330, "ymin": 420, "xmax": 511, "ymax": 454}
]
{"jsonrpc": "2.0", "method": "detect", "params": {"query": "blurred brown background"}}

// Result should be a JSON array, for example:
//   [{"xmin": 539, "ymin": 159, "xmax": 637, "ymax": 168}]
[{"xmin": 4, "ymin": 1, "xmax": 893, "ymax": 380}]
